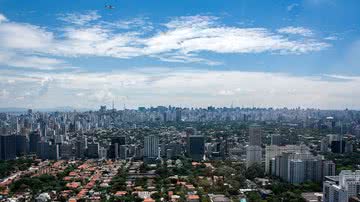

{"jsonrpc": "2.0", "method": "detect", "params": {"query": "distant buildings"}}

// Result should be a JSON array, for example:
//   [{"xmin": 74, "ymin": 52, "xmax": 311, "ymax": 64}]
[{"xmin": 320, "ymin": 134, "xmax": 353, "ymax": 154}]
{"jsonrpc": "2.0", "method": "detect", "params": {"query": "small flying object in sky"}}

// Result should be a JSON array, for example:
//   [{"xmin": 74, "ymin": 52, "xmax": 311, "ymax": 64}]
[{"xmin": 105, "ymin": 5, "xmax": 115, "ymax": 9}]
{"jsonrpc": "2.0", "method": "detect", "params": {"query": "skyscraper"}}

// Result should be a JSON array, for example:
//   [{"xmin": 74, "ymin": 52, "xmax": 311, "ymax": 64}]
[
  {"xmin": 15, "ymin": 134, "xmax": 28, "ymax": 156},
  {"xmin": 185, "ymin": 127, "xmax": 196, "ymax": 154},
  {"xmin": 29, "ymin": 131, "xmax": 41, "ymax": 154},
  {"xmin": 188, "ymin": 135, "xmax": 205, "ymax": 161},
  {"xmin": 87, "ymin": 143, "xmax": 99, "ymax": 159},
  {"xmin": 37, "ymin": 141, "xmax": 50, "ymax": 160},
  {"xmin": 289, "ymin": 159, "xmax": 305, "ymax": 184},
  {"xmin": 119, "ymin": 145, "xmax": 127, "ymax": 160},
  {"xmin": 144, "ymin": 135, "xmax": 159, "ymax": 159},
  {"xmin": 249, "ymin": 124, "xmax": 262, "ymax": 146},
  {"xmin": 49, "ymin": 142, "xmax": 60, "ymax": 160},
  {"xmin": 0, "ymin": 134, "xmax": 16, "ymax": 160},
  {"xmin": 75, "ymin": 136, "xmax": 87, "ymax": 159},
  {"xmin": 246, "ymin": 145, "xmax": 262, "ymax": 168},
  {"xmin": 108, "ymin": 136, "xmax": 126, "ymax": 159},
  {"xmin": 175, "ymin": 108, "xmax": 182, "ymax": 122}
]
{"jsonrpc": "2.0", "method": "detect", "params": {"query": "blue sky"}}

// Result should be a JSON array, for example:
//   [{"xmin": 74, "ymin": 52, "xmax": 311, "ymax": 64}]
[{"xmin": 0, "ymin": 0, "xmax": 359, "ymax": 109}]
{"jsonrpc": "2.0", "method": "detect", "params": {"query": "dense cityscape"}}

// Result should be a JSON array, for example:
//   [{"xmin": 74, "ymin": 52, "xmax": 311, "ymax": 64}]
[
  {"xmin": 0, "ymin": 106, "xmax": 359, "ymax": 201},
  {"xmin": 1, "ymin": 0, "xmax": 360, "ymax": 201}
]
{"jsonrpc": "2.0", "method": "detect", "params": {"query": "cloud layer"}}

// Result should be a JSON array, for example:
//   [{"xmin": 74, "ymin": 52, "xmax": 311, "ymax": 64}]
[
  {"xmin": 0, "ymin": 68, "xmax": 359, "ymax": 109},
  {"xmin": 0, "ymin": 12, "xmax": 330, "ymax": 69},
  {"xmin": 0, "ymin": 11, "xmax": 348, "ymax": 109}
]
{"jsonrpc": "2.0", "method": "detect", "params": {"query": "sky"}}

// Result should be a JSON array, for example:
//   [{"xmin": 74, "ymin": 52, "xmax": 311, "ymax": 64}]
[{"xmin": 0, "ymin": 0, "xmax": 360, "ymax": 109}]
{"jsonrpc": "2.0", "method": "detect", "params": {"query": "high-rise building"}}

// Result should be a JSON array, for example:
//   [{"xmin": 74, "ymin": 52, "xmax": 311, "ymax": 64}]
[
  {"xmin": 330, "ymin": 140, "xmax": 345, "ymax": 153},
  {"xmin": 15, "ymin": 134, "xmax": 28, "ymax": 156},
  {"xmin": 0, "ymin": 134, "xmax": 16, "ymax": 160},
  {"xmin": 144, "ymin": 135, "xmax": 159, "ymax": 159},
  {"xmin": 249, "ymin": 124, "xmax": 262, "ymax": 146},
  {"xmin": 323, "ymin": 170, "xmax": 360, "ymax": 202},
  {"xmin": 305, "ymin": 159, "xmax": 323, "ymax": 183},
  {"xmin": 87, "ymin": 143, "xmax": 99, "ymax": 159},
  {"xmin": 323, "ymin": 160, "xmax": 336, "ymax": 179},
  {"xmin": 40, "ymin": 120, "xmax": 47, "ymax": 137},
  {"xmin": 265, "ymin": 144, "xmax": 310, "ymax": 173},
  {"xmin": 60, "ymin": 143, "xmax": 73, "ymax": 159},
  {"xmin": 108, "ymin": 136, "xmax": 126, "ymax": 159},
  {"xmin": 272, "ymin": 152, "xmax": 335, "ymax": 184},
  {"xmin": 29, "ymin": 131, "xmax": 41, "ymax": 154},
  {"xmin": 271, "ymin": 134, "xmax": 282, "ymax": 146},
  {"xmin": 246, "ymin": 145, "xmax": 262, "ymax": 168},
  {"xmin": 119, "ymin": 145, "xmax": 127, "ymax": 160},
  {"xmin": 320, "ymin": 137, "xmax": 329, "ymax": 153},
  {"xmin": 165, "ymin": 143, "xmax": 182, "ymax": 159},
  {"xmin": 289, "ymin": 159, "xmax": 305, "ymax": 184},
  {"xmin": 49, "ymin": 142, "xmax": 60, "ymax": 160},
  {"xmin": 188, "ymin": 135, "xmax": 205, "ymax": 161},
  {"xmin": 75, "ymin": 136, "xmax": 87, "ymax": 159},
  {"xmin": 275, "ymin": 152, "xmax": 293, "ymax": 180},
  {"xmin": 185, "ymin": 127, "xmax": 196, "ymax": 154},
  {"xmin": 175, "ymin": 108, "xmax": 182, "ymax": 122},
  {"xmin": 36, "ymin": 141, "xmax": 49, "ymax": 160}
]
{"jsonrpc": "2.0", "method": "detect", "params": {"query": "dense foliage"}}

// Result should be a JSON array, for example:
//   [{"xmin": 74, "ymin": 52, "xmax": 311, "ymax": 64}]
[{"xmin": 0, "ymin": 158, "xmax": 34, "ymax": 179}]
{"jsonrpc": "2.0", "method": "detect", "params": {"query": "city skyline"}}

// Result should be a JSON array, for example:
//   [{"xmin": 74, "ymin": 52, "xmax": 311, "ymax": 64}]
[{"xmin": 1, "ymin": 0, "xmax": 360, "ymax": 109}]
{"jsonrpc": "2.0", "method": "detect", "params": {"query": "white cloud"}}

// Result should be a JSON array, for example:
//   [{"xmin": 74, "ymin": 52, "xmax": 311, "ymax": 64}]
[
  {"xmin": 0, "ymin": 13, "xmax": 330, "ymax": 67},
  {"xmin": 0, "ymin": 13, "xmax": 7, "ymax": 23},
  {"xmin": 0, "ymin": 51, "xmax": 69, "ymax": 70},
  {"xmin": 53, "ymin": 26, "xmax": 143, "ymax": 58},
  {"xmin": 143, "ymin": 16, "xmax": 329, "ymax": 61},
  {"xmin": 287, "ymin": 3, "xmax": 299, "ymax": 11},
  {"xmin": 277, "ymin": 26, "xmax": 314, "ymax": 37},
  {"xmin": 1, "ymin": 68, "xmax": 360, "ymax": 109},
  {"xmin": 0, "ymin": 22, "xmax": 53, "ymax": 49},
  {"xmin": 58, "ymin": 11, "xmax": 100, "ymax": 25},
  {"xmin": 104, "ymin": 17, "xmax": 153, "ymax": 31},
  {"xmin": 324, "ymin": 36, "xmax": 338, "ymax": 41}
]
